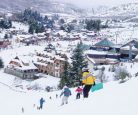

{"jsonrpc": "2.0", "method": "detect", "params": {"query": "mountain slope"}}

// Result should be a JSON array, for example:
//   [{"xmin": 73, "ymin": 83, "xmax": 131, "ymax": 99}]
[
  {"xmin": 90, "ymin": 3, "xmax": 138, "ymax": 22},
  {"xmin": 0, "ymin": 0, "xmax": 84, "ymax": 15},
  {"xmin": 101, "ymin": 3, "xmax": 138, "ymax": 16},
  {"xmin": 0, "ymin": 72, "xmax": 138, "ymax": 115}
]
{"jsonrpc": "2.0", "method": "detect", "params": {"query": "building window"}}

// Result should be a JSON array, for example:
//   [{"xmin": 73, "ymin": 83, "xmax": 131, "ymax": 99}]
[{"xmin": 56, "ymin": 63, "xmax": 59, "ymax": 67}]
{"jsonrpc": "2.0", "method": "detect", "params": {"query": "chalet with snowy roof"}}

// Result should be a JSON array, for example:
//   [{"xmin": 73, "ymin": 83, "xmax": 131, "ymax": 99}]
[
  {"xmin": 86, "ymin": 39, "xmax": 138, "ymax": 65},
  {"xmin": 86, "ymin": 31, "xmax": 97, "ymax": 38},
  {"xmin": 55, "ymin": 30, "xmax": 67, "ymax": 38},
  {"xmin": 86, "ymin": 38, "xmax": 120, "ymax": 65},
  {"xmin": 21, "ymin": 36, "xmax": 39, "ymax": 45},
  {"xmin": 120, "ymin": 40, "xmax": 138, "ymax": 61},
  {"xmin": 34, "ymin": 50, "xmax": 68, "ymax": 77},
  {"xmin": 90, "ymin": 38, "xmax": 116, "ymax": 50},
  {"xmin": 62, "ymin": 34, "xmax": 80, "ymax": 41},
  {"xmin": 44, "ymin": 44, "xmax": 56, "ymax": 53},
  {"xmin": 4, "ymin": 56, "xmax": 38, "ymax": 79},
  {"xmin": 21, "ymin": 35, "xmax": 47, "ymax": 45}
]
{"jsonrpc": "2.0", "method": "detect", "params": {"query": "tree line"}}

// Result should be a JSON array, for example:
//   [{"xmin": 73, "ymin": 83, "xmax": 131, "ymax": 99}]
[
  {"xmin": 0, "ymin": 19, "xmax": 12, "ymax": 29},
  {"xmin": 16, "ymin": 9, "xmax": 55, "ymax": 34}
]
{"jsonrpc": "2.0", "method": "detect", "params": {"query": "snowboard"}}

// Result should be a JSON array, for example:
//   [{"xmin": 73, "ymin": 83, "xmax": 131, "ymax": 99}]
[{"xmin": 91, "ymin": 83, "xmax": 103, "ymax": 92}]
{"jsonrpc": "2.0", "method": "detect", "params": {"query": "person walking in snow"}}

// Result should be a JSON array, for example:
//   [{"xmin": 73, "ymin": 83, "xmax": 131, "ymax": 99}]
[
  {"xmin": 56, "ymin": 94, "xmax": 58, "ymax": 98},
  {"xmin": 60, "ymin": 85, "xmax": 71, "ymax": 105},
  {"xmin": 21, "ymin": 107, "xmax": 24, "ymax": 113},
  {"xmin": 39, "ymin": 97, "xmax": 45, "ymax": 109},
  {"xmin": 75, "ymin": 86, "xmax": 83, "ymax": 99},
  {"xmin": 49, "ymin": 96, "xmax": 52, "ymax": 100},
  {"xmin": 82, "ymin": 68, "xmax": 96, "ymax": 98}
]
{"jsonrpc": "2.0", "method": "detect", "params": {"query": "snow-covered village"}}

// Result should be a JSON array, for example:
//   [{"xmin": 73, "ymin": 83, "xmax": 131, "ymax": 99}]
[{"xmin": 0, "ymin": 0, "xmax": 138, "ymax": 115}]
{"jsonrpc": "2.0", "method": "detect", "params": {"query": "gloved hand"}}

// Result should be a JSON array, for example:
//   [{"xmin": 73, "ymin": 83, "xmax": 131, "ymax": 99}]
[{"xmin": 93, "ymin": 82, "xmax": 96, "ymax": 86}]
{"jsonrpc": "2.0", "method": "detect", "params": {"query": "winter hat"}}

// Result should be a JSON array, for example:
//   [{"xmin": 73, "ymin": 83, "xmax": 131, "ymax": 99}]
[
  {"xmin": 82, "ymin": 67, "xmax": 89, "ymax": 72},
  {"xmin": 63, "ymin": 85, "xmax": 67, "ymax": 88}
]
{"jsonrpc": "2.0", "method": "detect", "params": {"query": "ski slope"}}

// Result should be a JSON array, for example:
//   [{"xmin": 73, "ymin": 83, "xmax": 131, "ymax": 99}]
[{"xmin": 0, "ymin": 76, "xmax": 138, "ymax": 115}]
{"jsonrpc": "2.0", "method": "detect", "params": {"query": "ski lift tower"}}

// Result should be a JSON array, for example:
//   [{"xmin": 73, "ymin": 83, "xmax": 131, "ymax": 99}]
[
  {"xmin": 128, "ymin": 43, "xmax": 134, "ymax": 61},
  {"xmin": 129, "ymin": 26, "xmax": 135, "ymax": 61},
  {"xmin": 115, "ymin": 28, "xmax": 120, "ymax": 44}
]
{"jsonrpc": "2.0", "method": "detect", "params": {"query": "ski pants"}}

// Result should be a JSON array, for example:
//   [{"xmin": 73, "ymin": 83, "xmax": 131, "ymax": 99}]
[
  {"xmin": 83, "ymin": 85, "xmax": 92, "ymax": 98},
  {"xmin": 76, "ymin": 93, "xmax": 81, "ymax": 99},
  {"xmin": 61, "ymin": 96, "xmax": 69, "ymax": 105}
]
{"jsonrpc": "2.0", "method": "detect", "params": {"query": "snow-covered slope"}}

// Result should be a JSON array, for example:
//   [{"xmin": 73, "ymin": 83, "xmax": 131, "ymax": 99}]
[
  {"xmin": 100, "ymin": 3, "xmax": 138, "ymax": 16},
  {"xmin": 0, "ymin": 0, "xmax": 84, "ymax": 15},
  {"xmin": 0, "ymin": 74, "xmax": 138, "ymax": 115},
  {"xmin": 90, "ymin": 3, "xmax": 138, "ymax": 22}
]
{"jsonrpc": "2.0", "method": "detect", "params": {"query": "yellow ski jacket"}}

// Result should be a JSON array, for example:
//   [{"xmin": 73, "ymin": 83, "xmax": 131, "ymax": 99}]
[{"xmin": 82, "ymin": 71, "xmax": 96, "ymax": 85}]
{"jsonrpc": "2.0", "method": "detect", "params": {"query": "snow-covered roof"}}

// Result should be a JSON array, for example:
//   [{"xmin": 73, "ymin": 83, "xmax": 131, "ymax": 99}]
[
  {"xmin": 135, "ymin": 54, "xmax": 138, "ymax": 59},
  {"xmin": 54, "ymin": 55, "xmax": 66, "ymax": 61},
  {"xmin": 85, "ymin": 50, "xmax": 107, "ymax": 55},
  {"xmin": 8, "ymin": 56, "xmax": 37, "ymax": 70},
  {"xmin": 56, "ymin": 30, "xmax": 67, "ymax": 36},
  {"xmin": 87, "ymin": 32, "xmax": 96, "ymax": 36},
  {"xmin": 34, "ymin": 61, "xmax": 48, "ymax": 66},
  {"xmin": 95, "ymin": 38, "xmax": 115, "ymax": 47},
  {"xmin": 14, "ymin": 63, "xmax": 37, "ymax": 70},
  {"xmin": 121, "ymin": 46, "xmax": 138, "ymax": 50},
  {"xmin": 36, "ymin": 56, "xmax": 54, "ymax": 63}
]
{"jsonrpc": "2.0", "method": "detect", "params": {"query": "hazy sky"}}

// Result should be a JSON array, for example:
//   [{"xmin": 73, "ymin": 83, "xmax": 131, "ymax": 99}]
[{"xmin": 56, "ymin": 0, "xmax": 137, "ymax": 8}]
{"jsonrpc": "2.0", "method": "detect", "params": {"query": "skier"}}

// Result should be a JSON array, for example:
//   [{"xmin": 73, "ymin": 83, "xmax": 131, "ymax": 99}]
[
  {"xmin": 39, "ymin": 97, "xmax": 45, "ymax": 109},
  {"xmin": 21, "ymin": 107, "xmax": 24, "ymax": 113},
  {"xmin": 49, "ymin": 96, "xmax": 52, "ymax": 100},
  {"xmin": 75, "ymin": 86, "xmax": 83, "ymax": 99},
  {"xmin": 60, "ymin": 85, "xmax": 71, "ymax": 105},
  {"xmin": 56, "ymin": 94, "xmax": 58, "ymax": 98},
  {"xmin": 82, "ymin": 68, "xmax": 96, "ymax": 98}
]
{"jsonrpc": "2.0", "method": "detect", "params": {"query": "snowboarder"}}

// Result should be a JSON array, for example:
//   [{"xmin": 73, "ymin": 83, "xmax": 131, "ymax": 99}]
[
  {"xmin": 82, "ymin": 68, "xmax": 96, "ymax": 98},
  {"xmin": 39, "ymin": 97, "xmax": 45, "ymax": 109},
  {"xmin": 75, "ymin": 86, "xmax": 83, "ymax": 99},
  {"xmin": 60, "ymin": 85, "xmax": 71, "ymax": 105}
]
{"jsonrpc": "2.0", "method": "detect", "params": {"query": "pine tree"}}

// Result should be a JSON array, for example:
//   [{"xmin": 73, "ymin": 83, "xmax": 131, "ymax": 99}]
[
  {"xmin": 4, "ymin": 34, "xmax": 8, "ymax": 39},
  {"xmin": 28, "ymin": 22, "xmax": 36, "ymax": 34},
  {"xmin": 28, "ymin": 25, "xmax": 34, "ymax": 34},
  {"xmin": 58, "ymin": 61, "xmax": 71, "ymax": 89},
  {"xmin": 59, "ymin": 18, "xmax": 65, "ymax": 24},
  {"xmin": 70, "ymin": 42, "xmax": 88, "ymax": 87},
  {"xmin": 0, "ymin": 58, "xmax": 4, "ymax": 69},
  {"xmin": 85, "ymin": 19, "xmax": 101, "ymax": 31}
]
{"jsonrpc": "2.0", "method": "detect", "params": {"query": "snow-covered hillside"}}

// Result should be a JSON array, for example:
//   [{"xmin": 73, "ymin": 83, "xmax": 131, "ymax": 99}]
[
  {"xmin": 0, "ymin": 0, "xmax": 84, "ymax": 15},
  {"xmin": 0, "ymin": 72, "xmax": 138, "ymax": 115},
  {"xmin": 100, "ymin": 3, "xmax": 138, "ymax": 16},
  {"xmin": 89, "ymin": 3, "xmax": 138, "ymax": 22}
]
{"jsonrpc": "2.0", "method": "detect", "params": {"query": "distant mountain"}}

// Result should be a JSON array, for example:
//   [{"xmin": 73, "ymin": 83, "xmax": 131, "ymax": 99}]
[
  {"xmin": 99, "ymin": 3, "xmax": 138, "ymax": 16},
  {"xmin": 0, "ymin": 0, "xmax": 85, "ymax": 15},
  {"xmin": 92, "ymin": 3, "xmax": 138, "ymax": 22}
]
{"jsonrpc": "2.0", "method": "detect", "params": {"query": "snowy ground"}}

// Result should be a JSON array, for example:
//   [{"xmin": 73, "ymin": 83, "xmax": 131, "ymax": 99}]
[
  {"xmin": 0, "ymin": 74, "xmax": 138, "ymax": 115},
  {"xmin": 11, "ymin": 22, "xmax": 29, "ymax": 32}
]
